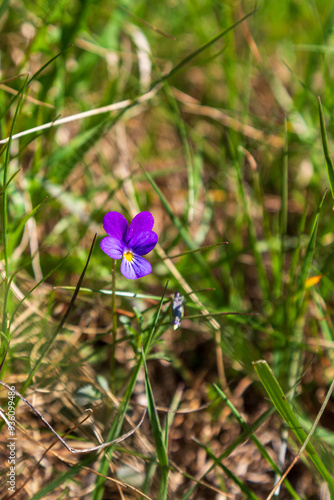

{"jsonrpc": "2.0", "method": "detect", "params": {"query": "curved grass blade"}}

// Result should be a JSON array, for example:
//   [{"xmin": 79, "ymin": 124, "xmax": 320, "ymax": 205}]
[
  {"xmin": 164, "ymin": 83, "xmax": 195, "ymax": 223},
  {"xmin": 318, "ymin": 97, "xmax": 334, "ymax": 200},
  {"xmin": 0, "ymin": 0, "xmax": 10, "ymax": 19},
  {"xmin": 0, "ymin": 47, "xmax": 72, "ymax": 121},
  {"xmin": 287, "ymin": 189, "xmax": 328, "ymax": 395},
  {"xmin": 0, "ymin": 168, "xmax": 20, "ymax": 195},
  {"xmin": 253, "ymin": 360, "xmax": 334, "ymax": 494},
  {"xmin": 45, "ymin": 103, "xmax": 136, "ymax": 183},
  {"xmin": 288, "ymin": 198, "xmax": 308, "ymax": 284},
  {"xmin": 142, "ymin": 347, "xmax": 169, "ymax": 499},
  {"xmin": 220, "ymin": 463, "xmax": 260, "ymax": 500},
  {"xmin": 20, "ymin": 234, "xmax": 97, "ymax": 395},
  {"xmin": 162, "ymin": 242, "xmax": 229, "ymax": 260},
  {"xmin": 181, "ymin": 405, "xmax": 275, "ymax": 500},
  {"xmin": 296, "ymin": 189, "xmax": 327, "ymax": 294},
  {"xmin": 153, "ymin": 8, "xmax": 259, "ymax": 87},
  {"xmin": 1, "ymin": 76, "xmax": 29, "ymax": 351},
  {"xmin": 234, "ymin": 159, "xmax": 269, "ymax": 295},
  {"xmin": 191, "ymin": 447, "xmax": 260, "ymax": 500},
  {"xmin": 267, "ymin": 379, "xmax": 334, "ymax": 499},
  {"xmin": 28, "ymin": 456, "xmax": 94, "ymax": 500},
  {"xmin": 2, "ymin": 76, "xmax": 28, "ymax": 277},
  {"xmin": 115, "ymin": 2, "xmax": 175, "ymax": 40},
  {"xmin": 8, "ymin": 255, "xmax": 68, "ymax": 330},
  {"xmin": 8, "ymin": 197, "xmax": 47, "ymax": 255},
  {"xmin": 0, "ymin": 342, "xmax": 9, "ymax": 376},
  {"xmin": 139, "ymin": 163, "xmax": 213, "ymax": 277},
  {"xmin": 92, "ymin": 282, "xmax": 169, "ymax": 500},
  {"xmin": 213, "ymin": 384, "xmax": 299, "ymax": 498}
]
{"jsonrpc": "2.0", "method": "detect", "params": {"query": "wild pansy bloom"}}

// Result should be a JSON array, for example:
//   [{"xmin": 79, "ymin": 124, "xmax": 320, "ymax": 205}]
[{"xmin": 100, "ymin": 211, "xmax": 158, "ymax": 279}]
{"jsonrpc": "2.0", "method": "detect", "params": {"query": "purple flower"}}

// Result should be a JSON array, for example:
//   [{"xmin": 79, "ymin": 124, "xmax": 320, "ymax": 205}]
[{"xmin": 100, "ymin": 211, "xmax": 158, "ymax": 279}]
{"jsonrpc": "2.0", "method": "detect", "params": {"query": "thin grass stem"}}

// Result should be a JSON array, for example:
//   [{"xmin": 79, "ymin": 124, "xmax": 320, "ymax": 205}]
[{"xmin": 111, "ymin": 259, "xmax": 117, "ymax": 387}]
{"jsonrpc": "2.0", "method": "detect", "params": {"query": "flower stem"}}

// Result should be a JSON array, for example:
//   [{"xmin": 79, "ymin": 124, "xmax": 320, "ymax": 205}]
[{"xmin": 111, "ymin": 259, "xmax": 117, "ymax": 386}]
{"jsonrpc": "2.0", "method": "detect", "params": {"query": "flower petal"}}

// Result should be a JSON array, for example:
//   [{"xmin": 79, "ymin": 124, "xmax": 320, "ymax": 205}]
[
  {"xmin": 120, "ymin": 254, "xmax": 152, "ymax": 279},
  {"xmin": 128, "ymin": 212, "xmax": 154, "ymax": 241},
  {"xmin": 100, "ymin": 237, "xmax": 126, "ymax": 259},
  {"xmin": 103, "ymin": 212, "xmax": 128, "ymax": 241},
  {"xmin": 128, "ymin": 231, "xmax": 158, "ymax": 256}
]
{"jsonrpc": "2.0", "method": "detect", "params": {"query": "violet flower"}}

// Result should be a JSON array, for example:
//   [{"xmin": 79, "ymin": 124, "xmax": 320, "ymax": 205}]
[{"xmin": 100, "ymin": 211, "xmax": 158, "ymax": 279}]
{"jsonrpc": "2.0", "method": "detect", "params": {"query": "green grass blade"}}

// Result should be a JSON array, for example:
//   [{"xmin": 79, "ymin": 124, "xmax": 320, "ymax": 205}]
[
  {"xmin": 142, "ymin": 349, "xmax": 168, "ymax": 467},
  {"xmin": 297, "ymin": 189, "xmax": 326, "ymax": 291},
  {"xmin": 0, "ymin": 0, "xmax": 10, "ymax": 19},
  {"xmin": 142, "ymin": 347, "xmax": 169, "ymax": 499},
  {"xmin": 163, "ymin": 386, "xmax": 182, "ymax": 450},
  {"xmin": 92, "ymin": 283, "xmax": 169, "ymax": 500},
  {"xmin": 281, "ymin": 118, "xmax": 288, "ymax": 246},
  {"xmin": 163, "ymin": 242, "xmax": 228, "ymax": 260},
  {"xmin": 139, "ymin": 164, "xmax": 213, "ymax": 278},
  {"xmin": 153, "ymin": 8, "xmax": 258, "ymax": 87},
  {"xmin": 318, "ymin": 96, "xmax": 334, "ymax": 199},
  {"xmin": 311, "ymin": 289, "xmax": 334, "ymax": 366},
  {"xmin": 234, "ymin": 159, "xmax": 269, "ymax": 295},
  {"xmin": 31, "ymin": 11, "xmax": 259, "ymax": 184},
  {"xmin": 45, "ymin": 104, "xmax": 136, "ymax": 183},
  {"xmin": 217, "ymin": 463, "xmax": 261, "ymax": 500},
  {"xmin": 280, "ymin": 117, "xmax": 289, "ymax": 297},
  {"xmin": 1, "ymin": 76, "xmax": 28, "ymax": 277},
  {"xmin": 1, "ymin": 76, "xmax": 28, "ymax": 351},
  {"xmin": 181, "ymin": 406, "xmax": 275, "ymax": 500},
  {"xmin": 288, "ymin": 197, "xmax": 308, "ymax": 285},
  {"xmin": 213, "ymin": 384, "xmax": 300, "ymax": 499},
  {"xmin": 0, "ymin": 168, "xmax": 20, "ymax": 195},
  {"xmin": 0, "ymin": 49, "xmax": 71, "ymax": 121},
  {"xmin": 9, "ymin": 255, "xmax": 68, "ymax": 330},
  {"xmin": 27, "ymin": 46, "xmax": 73, "ymax": 86},
  {"xmin": 164, "ymin": 84, "xmax": 195, "ymax": 222},
  {"xmin": 20, "ymin": 235, "xmax": 96, "ymax": 395},
  {"xmin": 194, "ymin": 438, "xmax": 261, "ymax": 499},
  {"xmin": 253, "ymin": 360, "xmax": 334, "ymax": 494},
  {"xmin": 29, "ymin": 456, "xmax": 95, "ymax": 500},
  {"xmin": 8, "ymin": 198, "xmax": 47, "ymax": 255}
]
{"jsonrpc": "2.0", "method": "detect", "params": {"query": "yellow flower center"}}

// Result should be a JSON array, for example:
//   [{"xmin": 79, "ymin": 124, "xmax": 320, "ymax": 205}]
[{"xmin": 124, "ymin": 250, "xmax": 134, "ymax": 262}]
